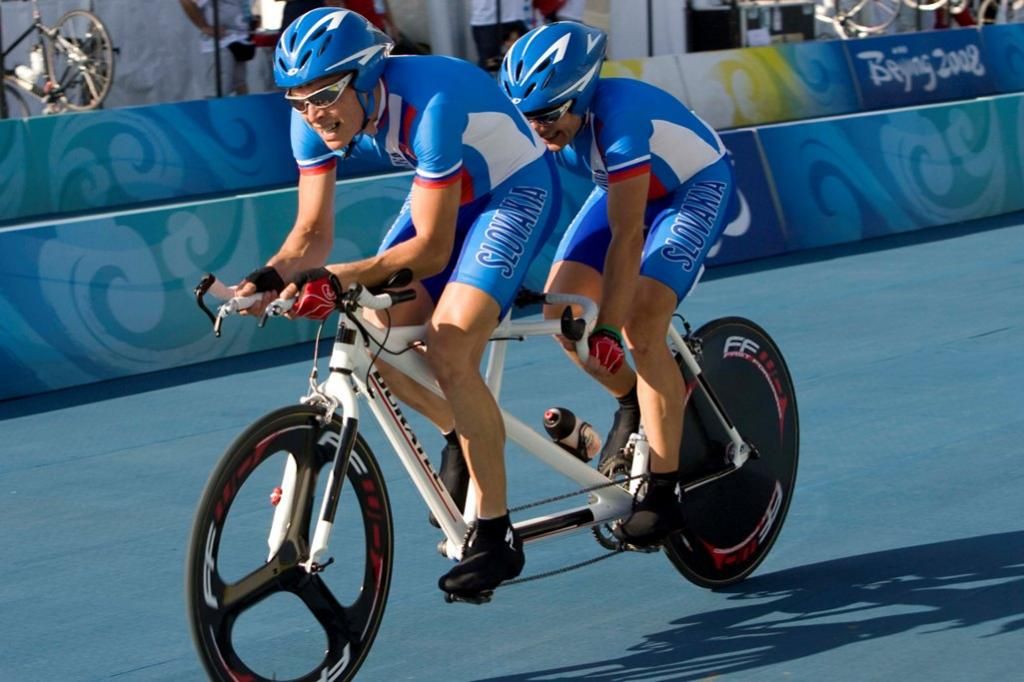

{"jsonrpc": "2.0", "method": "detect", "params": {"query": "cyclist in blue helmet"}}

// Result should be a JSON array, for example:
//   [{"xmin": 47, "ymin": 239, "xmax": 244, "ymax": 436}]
[
  {"xmin": 502, "ymin": 22, "xmax": 738, "ymax": 546},
  {"xmin": 236, "ymin": 8, "xmax": 562, "ymax": 599}
]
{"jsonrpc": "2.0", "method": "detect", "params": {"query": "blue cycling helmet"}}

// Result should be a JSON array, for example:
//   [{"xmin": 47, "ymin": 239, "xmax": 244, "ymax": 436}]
[
  {"xmin": 500, "ymin": 22, "xmax": 607, "ymax": 117},
  {"xmin": 274, "ymin": 8, "xmax": 391, "ymax": 91}
]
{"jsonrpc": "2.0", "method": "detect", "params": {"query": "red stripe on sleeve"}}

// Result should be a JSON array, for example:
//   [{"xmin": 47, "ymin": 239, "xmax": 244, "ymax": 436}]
[
  {"xmin": 298, "ymin": 159, "xmax": 337, "ymax": 176},
  {"xmin": 608, "ymin": 162, "xmax": 651, "ymax": 184},
  {"xmin": 413, "ymin": 174, "xmax": 460, "ymax": 189}
]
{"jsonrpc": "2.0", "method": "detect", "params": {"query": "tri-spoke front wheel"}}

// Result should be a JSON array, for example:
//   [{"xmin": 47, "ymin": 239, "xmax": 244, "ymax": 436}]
[{"xmin": 185, "ymin": 405, "xmax": 393, "ymax": 682}]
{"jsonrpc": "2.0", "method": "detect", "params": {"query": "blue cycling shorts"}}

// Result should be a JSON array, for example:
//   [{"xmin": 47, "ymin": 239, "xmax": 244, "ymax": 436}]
[
  {"xmin": 378, "ymin": 154, "xmax": 560, "ymax": 317},
  {"xmin": 552, "ymin": 156, "xmax": 736, "ymax": 302}
]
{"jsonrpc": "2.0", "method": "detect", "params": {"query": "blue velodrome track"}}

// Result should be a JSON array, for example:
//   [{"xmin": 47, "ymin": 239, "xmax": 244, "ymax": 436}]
[{"xmin": 1, "ymin": 214, "xmax": 1021, "ymax": 681}]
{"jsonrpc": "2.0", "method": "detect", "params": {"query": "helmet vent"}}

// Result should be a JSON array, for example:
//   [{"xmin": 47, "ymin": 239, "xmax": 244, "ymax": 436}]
[
  {"xmin": 514, "ymin": 61, "xmax": 524, "ymax": 80},
  {"xmin": 538, "ymin": 57, "xmax": 552, "ymax": 72},
  {"xmin": 298, "ymin": 51, "xmax": 311, "ymax": 69},
  {"xmin": 287, "ymin": 32, "xmax": 298, "ymax": 51},
  {"xmin": 309, "ymin": 25, "xmax": 328, "ymax": 41},
  {"xmin": 503, "ymin": 81, "xmax": 512, "ymax": 96},
  {"xmin": 541, "ymin": 71, "xmax": 554, "ymax": 88},
  {"xmin": 524, "ymin": 83, "xmax": 536, "ymax": 98},
  {"xmin": 318, "ymin": 35, "xmax": 333, "ymax": 56}
]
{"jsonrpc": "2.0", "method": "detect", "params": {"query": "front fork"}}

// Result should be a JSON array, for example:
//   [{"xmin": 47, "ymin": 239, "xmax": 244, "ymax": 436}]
[
  {"xmin": 264, "ymin": 406, "xmax": 360, "ymax": 573},
  {"xmin": 268, "ymin": 322, "xmax": 363, "ymax": 573}
]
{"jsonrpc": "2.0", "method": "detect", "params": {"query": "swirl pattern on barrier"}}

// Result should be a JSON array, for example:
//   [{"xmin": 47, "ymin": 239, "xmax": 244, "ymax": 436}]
[
  {"xmin": 0, "ymin": 174, "xmax": 410, "ymax": 396},
  {"xmin": 880, "ymin": 104, "xmax": 1004, "ymax": 225},
  {"xmin": 10, "ymin": 95, "xmax": 295, "ymax": 223},
  {"xmin": 0, "ymin": 121, "xmax": 32, "ymax": 221},
  {"xmin": 698, "ymin": 42, "xmax": 857, "ymax": 127},
  {"xmin": 760, "ymin": 98, "xmax": 1024, "ymax": 249}
]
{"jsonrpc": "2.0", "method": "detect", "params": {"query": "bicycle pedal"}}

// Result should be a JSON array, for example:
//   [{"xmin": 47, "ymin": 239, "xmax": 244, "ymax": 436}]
[{"xmin": 443, "ymin": 590, "xmax": 493, "ymax": 605}]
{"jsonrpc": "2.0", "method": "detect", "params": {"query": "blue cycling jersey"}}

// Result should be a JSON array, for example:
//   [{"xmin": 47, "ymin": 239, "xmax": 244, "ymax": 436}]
[
  {"xmin": 557, "ymin": 78, "xmax": 726, "ymax": 199},
  {"xmin": 290, "ymin": 55, "xmax": 547, "ymax": 204},
  {"xmin": 552, "ymin": 77, "xmax": 735, "ymax": 302}
]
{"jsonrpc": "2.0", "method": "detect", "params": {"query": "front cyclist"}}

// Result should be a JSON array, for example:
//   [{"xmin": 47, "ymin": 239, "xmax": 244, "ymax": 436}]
[
  {"xmin": 236, "ymin": 9, "xmax": 559, "ymax": 598},
  {"xmin": 501, "ymin": 23, "xmax": 736, "ymax": 545}
]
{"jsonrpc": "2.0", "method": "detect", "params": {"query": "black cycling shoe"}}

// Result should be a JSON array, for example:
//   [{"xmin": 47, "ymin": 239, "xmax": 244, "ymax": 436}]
[
  {"xmin": 439, "ymin": 514, "xmax": 524, "ymax": 600},
  {"xmin": 613, "ymin": 474, "xmax": 686, "ymax": 547},
  {"xmin": 597, "ymin": 389, "xmax": 641, "ymax": 471},
  {"xmin": 429, "ymin": 433, "xmax": 469, "ymax": 528}
]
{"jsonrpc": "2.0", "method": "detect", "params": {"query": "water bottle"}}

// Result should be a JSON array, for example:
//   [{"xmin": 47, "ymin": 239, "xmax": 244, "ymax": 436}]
[
  {"xmin": 13, "ymin": 64, "xmax": 35, "ymax": 88},
  {"xmin": 29, "ymin": 46, "xmax": 45, "ymax": 81},
  {"xmin": 14, "ymin": 46, "xmax": 45, "ymax": 90},
  {"xmin": 543, "ymin": 407, "xmax": 601, "ymax": 462}
]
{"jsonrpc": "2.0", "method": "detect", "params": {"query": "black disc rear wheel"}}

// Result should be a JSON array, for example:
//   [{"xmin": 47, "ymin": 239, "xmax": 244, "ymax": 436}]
[
  {"xmin": 663, "ymin": 317, "xmax": 799, "ymax": 587},
  {"xmin": 185, "ymin": 404, "xmax": 393, "ymax": 682}
]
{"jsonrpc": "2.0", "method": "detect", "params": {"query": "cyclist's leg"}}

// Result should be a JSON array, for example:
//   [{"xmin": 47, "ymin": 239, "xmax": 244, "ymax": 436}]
[
  {"xmin": 428, "ymin": 283, "xmax": 508, "ymax": 516},
  {"xmin": 624, "ymin": 277, "xmax": 684, "ymax": 473},
  {"xmin": 615, "ymin": 158, "xmax": 736, "ymax": 544},
  {"xmin": 364, "ymin": 194, "xmax": 496, "ymax": 433},
  {"xmin": 435, "ymin": 155, "xmax": 559, "ymax": 517},
  {"xmin": 433, "ymin": 155, "xmax": 559, "ymax": 595},
  {"xmin": 635, "ymin": 156, "xmax": 736, "ymax": 470}
]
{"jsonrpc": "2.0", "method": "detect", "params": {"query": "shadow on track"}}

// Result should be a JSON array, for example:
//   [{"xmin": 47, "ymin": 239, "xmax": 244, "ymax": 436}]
[{"xmin": 478, "ymin": 531, "xmax": 1024, "ymax": 681}]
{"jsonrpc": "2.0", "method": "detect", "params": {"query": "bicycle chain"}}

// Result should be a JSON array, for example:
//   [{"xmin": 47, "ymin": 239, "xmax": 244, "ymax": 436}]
[
  {"xmin": 507, "ymin": 472, "xmax": 647, "ymax": 515},
  {"xmin": 494, "ymin": 471, "xmax": 650, "ymax": 587}
]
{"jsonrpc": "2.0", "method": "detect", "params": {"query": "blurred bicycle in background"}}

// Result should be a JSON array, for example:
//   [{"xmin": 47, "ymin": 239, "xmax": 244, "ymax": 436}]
[{"xmin": 1, "ymin": 0, "xmax": 115, "ymax": 117}]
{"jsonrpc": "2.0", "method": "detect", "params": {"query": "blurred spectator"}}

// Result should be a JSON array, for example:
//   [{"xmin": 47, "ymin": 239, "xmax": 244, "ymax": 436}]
[
  {"xmin": 179, "ymin": 0, "xmax": 258, "ymax": 96},
  {"xmin": 534, "ymin": 0, "xmax": 586, "ymax": 23},
  {"xmin": 279, "ymin": 0, "xmax": 345, "ymax": 29},
  {"xmin": 343, "ymin": 0, "xmax": 396, "ymax": 35},
  {"xmin": 470, "ymin": 0, "xmax": 532, "ymax": 73},
  {"xmin": 344, "ymin": 0, "xmax": 429, "ymax": 54}
]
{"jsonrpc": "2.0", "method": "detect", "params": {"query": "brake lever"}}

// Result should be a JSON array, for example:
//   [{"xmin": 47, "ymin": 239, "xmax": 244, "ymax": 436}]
[
  {"xmin": 560, "ymin": 305, "xmax": 586, "ymax": 341},
  {"xmin": 258, "ymin": 298, "xmax": 295, "ymax": 328},
  {"xmin": 194, "ymin": 273, "xmax": 218, "ymax": 327}
]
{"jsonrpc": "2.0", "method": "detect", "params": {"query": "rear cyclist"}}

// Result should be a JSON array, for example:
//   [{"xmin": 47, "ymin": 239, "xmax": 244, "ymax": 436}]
[
  {"xmin": 500, "ymin": 22, "xmax": 737, "ymax": 545},
  {"xmin": 236, "ymin": 8, "xmax": 560, "ymax": 597}
]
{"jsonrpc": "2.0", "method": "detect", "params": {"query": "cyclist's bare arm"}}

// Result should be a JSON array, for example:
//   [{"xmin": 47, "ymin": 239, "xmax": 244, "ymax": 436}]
[
  {"xmin": 279, "ymin": 179, "xmax": 461, "ymax": 299},
  {"xmin": 237, "ymin": 167, "xmax": 337, "ymax": 312},
  {"xmin": 268, "ymin": 167, "xmax": 338, "ymax": 278},
  {"xmin": 598, "ymin": 172, "xmax": 650, "ymax": 332}
]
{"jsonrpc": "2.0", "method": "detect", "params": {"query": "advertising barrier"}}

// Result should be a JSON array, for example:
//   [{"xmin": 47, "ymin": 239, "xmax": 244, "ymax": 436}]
[
  {"xmin": 980, "ymin": 24, "xmax": 1024, "ymax": 94},
  {"xmin": 673, "ymin": 41, "xmax": 860, "ymax": 130},
  {"xmin": 757, "ymin": 94, "xmax": 1024, "ymax": 249},
  {"xmin": 708, "ymin": 129, "xmax": 788, "ymax": 265},
  {"xmin": 0, "ymin": 172, "xmax": 412, "ymax": 400},
  {"xmin": 0, "ymin": 94, "xmax": 296, "ymax": 225},
  {"xmin": 601, "ymin": 55, "xmax": 691, "ymax": 107},
  {"xmin": 844, "ymin": 28, "xmax": 995, "ymax": 110}
]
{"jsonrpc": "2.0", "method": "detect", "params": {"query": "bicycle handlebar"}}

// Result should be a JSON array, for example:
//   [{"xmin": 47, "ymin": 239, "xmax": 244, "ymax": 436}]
[
  {"xmin": 542, "ymin": 292, "xmax": 598, "ymax": 363},
  {"xmin": 195, "ymin": 272, "xmax": 421, "ymax": 337},
  {"xmin": 196, "ymin": 274, "xmax": 598, "ymax": 364}
]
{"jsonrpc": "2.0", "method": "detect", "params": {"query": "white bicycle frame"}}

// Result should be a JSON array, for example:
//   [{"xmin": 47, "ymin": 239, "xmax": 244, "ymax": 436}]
[{"xmin": 218, "ymin": 284, "xmax": 750, "ymax": 571}]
